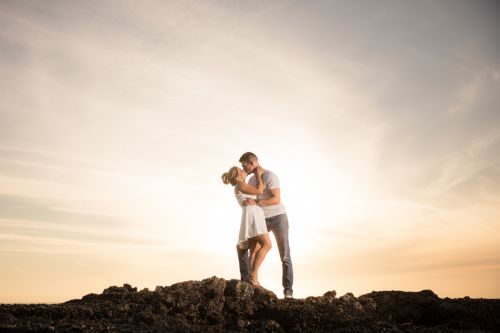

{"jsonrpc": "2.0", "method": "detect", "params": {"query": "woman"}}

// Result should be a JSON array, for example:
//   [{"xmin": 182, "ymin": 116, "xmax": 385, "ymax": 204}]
[{"xmin": 221, "ymin": 165, "xmax": 272, "ymax": 286}]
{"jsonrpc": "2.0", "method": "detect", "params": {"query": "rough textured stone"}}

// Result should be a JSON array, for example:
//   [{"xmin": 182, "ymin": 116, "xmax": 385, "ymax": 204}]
[{"xmin": 1, "ymin": 276, "xmax": 499, "ymax": 332}]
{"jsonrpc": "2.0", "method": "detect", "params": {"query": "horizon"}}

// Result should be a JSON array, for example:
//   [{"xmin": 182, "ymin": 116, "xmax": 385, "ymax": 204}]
[{"xmin": 1, "ymin": 0, "xmax": 500, "ymax": 303}]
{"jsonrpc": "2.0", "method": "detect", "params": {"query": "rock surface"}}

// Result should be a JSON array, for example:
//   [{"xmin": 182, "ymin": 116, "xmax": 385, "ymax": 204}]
[{"xmin": 1, "ymin": 276, "xmax": 499, "ymax": 332}]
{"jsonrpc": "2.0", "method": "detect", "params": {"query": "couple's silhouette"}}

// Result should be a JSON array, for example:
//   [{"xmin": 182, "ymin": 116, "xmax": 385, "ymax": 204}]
[{"xmin": 222, "ymin": 152, "xmax": 294, "ymax": 299}]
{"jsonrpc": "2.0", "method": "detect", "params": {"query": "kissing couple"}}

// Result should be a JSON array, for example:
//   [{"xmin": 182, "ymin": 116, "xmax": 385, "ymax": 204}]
[{"xmin": 221, "ymin": 152, "xmax": 294, "ymax": 299}]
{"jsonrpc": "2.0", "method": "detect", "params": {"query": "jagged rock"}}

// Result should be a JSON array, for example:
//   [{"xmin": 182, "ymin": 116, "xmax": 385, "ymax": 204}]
[
  {"xmin": 102, "ymin": 283, "xmax": 137, "ymax": 294},
  {"xmin": 323, "ymin": 290, "xmax": 337, "ymax": 300},
  {"xmin": 358, "ymin": 295, "xmax": 377, "ymax": 312},
  {"xmin": 361, "ymin": 290, "xmax": 441, "ymax": 325},
  {"xmin": 1, "ymin": 276, "xmax": 499, "ymax": 332}
]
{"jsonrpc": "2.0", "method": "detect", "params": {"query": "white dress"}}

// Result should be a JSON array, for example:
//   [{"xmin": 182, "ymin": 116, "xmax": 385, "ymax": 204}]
[{"xmin": 235, "ymin": 192, "xmax": 268, "ymax": 250}]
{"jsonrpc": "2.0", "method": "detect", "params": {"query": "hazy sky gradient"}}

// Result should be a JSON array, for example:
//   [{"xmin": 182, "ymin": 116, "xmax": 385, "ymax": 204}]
[{"xmin": 1, "ymin": 0, "xmax": 500, "ymax": 302}]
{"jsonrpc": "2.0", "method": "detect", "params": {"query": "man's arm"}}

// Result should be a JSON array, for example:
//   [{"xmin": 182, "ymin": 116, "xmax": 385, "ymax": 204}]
[
  {"xmin": 242, "ymin": 174, "xmax": 258, "ymax": 206},
  {"xmin": 258, "ymin": 188, "xmax": 280, "ymax": 207}
]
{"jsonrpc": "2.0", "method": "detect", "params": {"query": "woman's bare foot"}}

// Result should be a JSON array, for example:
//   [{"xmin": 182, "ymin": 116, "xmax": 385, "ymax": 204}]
[{"xmin": 249, "ymin": 272, "xmax": 260, "ymax": 287}]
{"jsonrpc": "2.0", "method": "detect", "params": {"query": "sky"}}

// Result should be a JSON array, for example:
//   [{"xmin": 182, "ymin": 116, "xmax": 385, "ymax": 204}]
[{"xmin": 1, "ymin": 0, "xmax": 500, "ymax": 303}]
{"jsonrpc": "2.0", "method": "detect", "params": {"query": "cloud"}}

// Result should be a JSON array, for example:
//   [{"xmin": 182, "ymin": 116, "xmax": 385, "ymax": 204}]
[
  {"xmin": 431, "ymin": 128, "xmax": 500, "ymax": 203},
  {"xmin": 0, "ymin": 193, "xmax": 127, "ymax": 230},
  {"xmin": 0, "ymin": 217, "xmax": 164, "ymax": 247}
]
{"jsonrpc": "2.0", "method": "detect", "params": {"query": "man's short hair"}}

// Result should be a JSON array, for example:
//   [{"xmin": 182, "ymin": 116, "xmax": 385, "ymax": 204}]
[{"xmin": 239, "ymin": 152, "xmax": 258, "ymax": 163}]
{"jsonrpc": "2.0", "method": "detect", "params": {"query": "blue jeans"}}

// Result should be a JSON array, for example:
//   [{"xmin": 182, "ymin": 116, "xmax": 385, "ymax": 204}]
[{"xmin": 237, "ymin": 213, "xmax": 294, "ymax": 293}]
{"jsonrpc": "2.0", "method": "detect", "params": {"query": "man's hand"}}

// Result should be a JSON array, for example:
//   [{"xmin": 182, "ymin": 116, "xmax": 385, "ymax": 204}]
[
  {"xmin": 255, "ymin": 166, "xmax": 264, "ymax": 177},
  {"xmin": 243, "ymin": 198, "xmax": 257, "ymax": 206}
]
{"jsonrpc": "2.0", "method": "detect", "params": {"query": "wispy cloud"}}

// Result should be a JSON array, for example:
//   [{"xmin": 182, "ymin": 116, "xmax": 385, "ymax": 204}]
[
  {"xmin": 448, "ymin": 72, "xmax": 484, "ymax": 115},
  {"xmin": 432, "ymin": 128, "xmax": 500, "ymax": 198},
  {"xmin": 0, "ymin": 217, "xmax": 168, "ymax": 255}
]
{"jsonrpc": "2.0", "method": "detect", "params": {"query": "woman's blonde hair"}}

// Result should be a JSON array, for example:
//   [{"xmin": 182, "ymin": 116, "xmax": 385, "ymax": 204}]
[{"xmin": 221, "ymin": 166, "xmax": 240, "ymax": 186}]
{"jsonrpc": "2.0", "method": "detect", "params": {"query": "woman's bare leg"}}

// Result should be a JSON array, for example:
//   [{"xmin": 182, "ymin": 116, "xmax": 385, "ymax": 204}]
[
  {"xmin": 248, "ymin": 238, "xmax": 257, "ymax": 277},
  {"xmin": 249, "ymin": 233, "xmax": 272, "ymax": 286},
  {"xmin": 249, "ymin": 241, "xmax": 261, "ymax": 285},
  {"xmin": 249, "ymin": 241, "xmax": 260, "ymax": 274}
]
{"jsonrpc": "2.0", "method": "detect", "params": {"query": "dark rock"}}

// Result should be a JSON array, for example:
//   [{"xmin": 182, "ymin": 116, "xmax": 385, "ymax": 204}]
[
  {"xmin": 323, "ymin": 290, "xmax": 337, "ymax": 300},
  {"xmin": 102, "ymin": 283, "xmax": 137, "ymax": 295},
  {"xmin": 0, "ymin": 312, "xmax": 16, "ymax": 325},
  {"xmin": 1, "ymin": 277, "xmax": 499, "ymax": 332},
  {"xmin": 358, "ymin": 296, "xmax": 377, "ymax": 312},
  {"xmin": 361, "ymin": 289, "xmax": 441, "ymax": 325}
]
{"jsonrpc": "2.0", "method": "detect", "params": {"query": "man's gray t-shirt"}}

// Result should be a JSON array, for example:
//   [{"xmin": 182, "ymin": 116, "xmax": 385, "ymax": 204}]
[{"xmin": 249, "ymin": 169, "xmax": 286, "ymax": 218}]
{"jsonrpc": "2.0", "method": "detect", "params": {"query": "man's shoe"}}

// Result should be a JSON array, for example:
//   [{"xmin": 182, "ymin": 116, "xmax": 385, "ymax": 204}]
[{"xmin": 284, "ymin": 290, "xmax": 293, "ymax": 299}]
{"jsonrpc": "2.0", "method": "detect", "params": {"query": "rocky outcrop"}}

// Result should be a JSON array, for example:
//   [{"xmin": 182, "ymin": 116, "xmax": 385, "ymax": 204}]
[{"xmin": 0, "ymin": 276, "xmax": 499, "ymax": 332}]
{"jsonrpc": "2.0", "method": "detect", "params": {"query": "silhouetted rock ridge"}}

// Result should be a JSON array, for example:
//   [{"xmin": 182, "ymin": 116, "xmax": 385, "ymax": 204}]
[{"xmin": 1, "ymin": 276, "xmax": 499, "ymax": 332}]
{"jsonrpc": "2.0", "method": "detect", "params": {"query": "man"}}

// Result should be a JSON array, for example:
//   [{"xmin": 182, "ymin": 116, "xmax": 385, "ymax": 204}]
[{"xmin": 237, "ymin": 152, "xmax": 294, "ymax": 299}]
